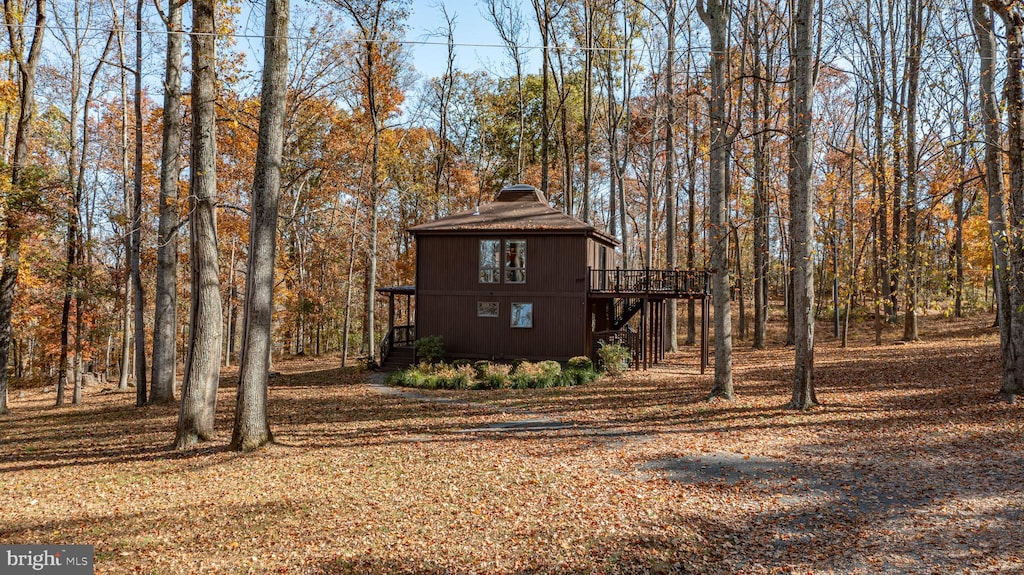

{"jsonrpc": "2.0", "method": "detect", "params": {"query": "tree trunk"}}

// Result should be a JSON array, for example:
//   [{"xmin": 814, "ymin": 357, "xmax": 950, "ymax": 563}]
[
  {"xmin": 532, "ymin": 0, "xmax": 551, "ymax": 192},
  {"xmin": 341, "ymin": 208, "xmax": 359, "ymax": 367},
  {"xmin": 902, "ymin": 0, "xmax": 924, "ymax": 342},
  {"xmin": 789, "ymin": 0, "xmax": 818, "ymax": 410},
  {"xmin": 116, "ymin": 13, "xmax": 132, "ymax": 393},
  {"xmin": 175, "ymin": 0, "xmax": 222, "ymax": 449},
  {"xmin": 232, "ymin": 0, "xmax": 288, "ymax": 451},
  {"xmin": 132, "ymin": 0, "xmax": 147, "ymax": 405},
  {"xmin": 0, "ymin": 0, "xmax": 46, "ymax": 415},
  {"xmin": 749, "ymin": 11, "xmax": 765, "ymax": 347},
  {"xmin": 991, "ymin": 3, "xmax": 1024, "ymax": 400},
  {"xmin": 581, "ymin": 0, "xmax": 593, "ymax": 220},
  {"xmin": 663, "ymin": 0, "xmax": 678, "ymax": 354},
  {"xmin": 698, "ymin": 0, "xmax": 733, "ymax": 400},
  {"xmin": 151, "ymin": 0, "xmax": 183, "ymax": 404}
]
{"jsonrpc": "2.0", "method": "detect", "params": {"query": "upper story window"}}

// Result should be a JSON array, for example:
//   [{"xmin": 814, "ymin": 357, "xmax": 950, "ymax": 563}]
[
  {"xmin": 479, "ymin": 240, "xmax": 501, "ymax": 283},
  {"xmin": 505, "ymin": 240, "xmax": 526, "ymax": 283},
  {"xmin": 479, "ymin": 239, "xmax": 527, "ymax": 284}
]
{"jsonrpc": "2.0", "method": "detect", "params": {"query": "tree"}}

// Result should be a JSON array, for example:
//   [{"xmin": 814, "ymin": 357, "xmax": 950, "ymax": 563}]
[
  {"xmin": 150, "ymin": 0, "xmax": 184, "ymax": 404},
  {"xmin": 698, "ymin": 0, "xmax": 734, "ymax": 400},
  {"xmin": 974, "ymin": 0, "xmax": 1015, "ymax": 399},
  {"xmin": 788, "ymin": 0, "xmax": 818, "ymax": 409},
  {"xmin": 530, "ymin": 0, "xmax": 553, "ymax": 192},
  {"xmin": 662, "ymin": 0, "xmax": 679, "ymax": 353},
  {"xmin": 485, "ymin": 0, "xmax": 527, "ymax": 183},
  {"xmin": 0, "ymin": 0, "xmax": 47, "ymax": 415},
  {"xmin": 984, "ymin": 0, "xmax": 1024, "ymax": 401},
  {"xmin": 231, "ymin": 0, "xmax": 289, "ymax": 451},
  {"xmin": 331, "ymin": 0, "xmax": 407, "ymax": 365},
  {"xmin": 52, "ymin": 0, "xmax": 112, "ymax": 406},
  {"xmin": 902, "ymin": 0, "xmax": 926, "ymax": 342},
  {"xmin": 131, "ymin": 0, "xmax": 146, "ymax": 405},
  {"xmin": 175, "ymin": 0, "xmax": 222, "ymax": 448}
]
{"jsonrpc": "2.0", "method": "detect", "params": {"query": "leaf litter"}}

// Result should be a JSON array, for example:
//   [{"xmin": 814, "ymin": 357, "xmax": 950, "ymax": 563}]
[{"xmin": 0, "ymin": 315, "xmax": 1021, "ymax": 574}]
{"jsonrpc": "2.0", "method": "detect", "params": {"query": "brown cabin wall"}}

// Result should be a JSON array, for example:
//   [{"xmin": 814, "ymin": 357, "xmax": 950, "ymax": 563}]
[{"xmin": 415, "ymin": 233, "xmax": 591, "ymax": 361}]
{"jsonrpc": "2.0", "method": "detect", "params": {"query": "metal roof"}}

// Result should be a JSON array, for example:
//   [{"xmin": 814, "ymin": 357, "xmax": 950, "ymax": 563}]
[{"xmin": 407, "ymin": 184, "xmax": 619, "ymax": 245}]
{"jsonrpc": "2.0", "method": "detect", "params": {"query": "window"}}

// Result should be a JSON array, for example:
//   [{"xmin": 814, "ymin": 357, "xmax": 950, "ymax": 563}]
[
  {"xmin": 510, "ymin": 302, "xmax": 533, "ymax": 328},
  {"xmin": 479, "ymin": 240, "xmax": 500, "ymax": 283},
  {"xmin": 479, "ymin": 239, "xmax": 527, "ymax": 284},
  {"xmin": 505, "ymin": 240, "xmax": 526, "ymax": 283},
  {"xmin": 477, "ymin": 301, "xmax": 499, "ymax": 317}
]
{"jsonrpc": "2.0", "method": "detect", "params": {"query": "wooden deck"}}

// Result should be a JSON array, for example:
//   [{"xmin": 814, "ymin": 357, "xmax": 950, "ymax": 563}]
[
  {"xmin": 587, "ymin": 268, "xmax": 711, "ymax": 299},
  {"xmin": 587, "ymin": 268, "xmax": 711, "ymax": 373}
]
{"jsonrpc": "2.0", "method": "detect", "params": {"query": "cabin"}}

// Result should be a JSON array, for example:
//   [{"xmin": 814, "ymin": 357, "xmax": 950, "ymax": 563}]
[{"xmin": 377, "ymin": 184, "xmax": 710, "ymax": 371}]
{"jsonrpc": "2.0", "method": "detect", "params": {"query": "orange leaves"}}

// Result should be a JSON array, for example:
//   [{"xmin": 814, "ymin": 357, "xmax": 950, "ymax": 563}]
[{"xmin": 3, "ymin": 316, "xmax": 1023, "ymax": 573}]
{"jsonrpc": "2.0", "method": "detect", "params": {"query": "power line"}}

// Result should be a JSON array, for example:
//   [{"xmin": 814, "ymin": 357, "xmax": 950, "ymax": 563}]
[{"xmin": 16, "ymin": 20, "xmax": 716, "ymax": 54}]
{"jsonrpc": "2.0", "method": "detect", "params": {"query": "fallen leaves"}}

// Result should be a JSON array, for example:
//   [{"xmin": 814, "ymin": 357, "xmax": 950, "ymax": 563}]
[{"xmin": 0, "ymin": 316, "xmax": 1022, "ymax": 573}]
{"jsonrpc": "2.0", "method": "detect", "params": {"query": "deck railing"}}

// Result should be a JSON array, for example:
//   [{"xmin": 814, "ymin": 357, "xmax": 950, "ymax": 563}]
[
  {"xmin": 593, "ymin": 326, "xmax": 641, "ymax": 370},
  {"xmin": 379, "ymin": 324, "xmax": 415, "ymax": 364},
  {"xmin": 588, "ymin": 268, "xmax": 711, "ymax": 296}
]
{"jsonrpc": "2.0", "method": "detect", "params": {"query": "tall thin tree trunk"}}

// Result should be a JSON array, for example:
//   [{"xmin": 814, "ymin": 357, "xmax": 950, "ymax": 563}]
[
  {"xmin": 991, "ymin": 2, "xmax": 1024, "ymax": 400},
  {"xmin": 0, "ymin": 0, "xmax": 46, "ymax": 415},
  {"xmin": 341, "ymin": 208, "xmax": 359, "ymax": 367},
  {"xmin": 698, "ymin": 0, "xmax": 733, "ymax": 400},
  {"xmin": 532, "ymin": 0, "xmax": 551, "ymax": 192},
  {"xmin": 132, "ymin": 0, "xmax": 147, "ymax": 405},
  {"xmin": 150, "ymin": 0, "xmax": 183, "ymax": 404},
  {"xmin": 232, "ymin": 0, "xmax": 288, "ymax": 451},
  {"xmin": 175, "ymin": 0, "xmax": 222, "ymax": 449},
  {"xmin": 902, "ymin": 0, "xmax": 924, "ymax": 342},
  {"xmin": 663, "ymin": 0, "xmax": 678, "ymax": 353},
  {"xmin": 751, "ymin": 3, "xmax": 769, "ymax": 350},
  {"xmin": 789, "ymin": 0, "xmax": 818, "ymax": 410},
  {"xmin": 581, "ymin": 0, "xmax": 593, "ymax": 221}
]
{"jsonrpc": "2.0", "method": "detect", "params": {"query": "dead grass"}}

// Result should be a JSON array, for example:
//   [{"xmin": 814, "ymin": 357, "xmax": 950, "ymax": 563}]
[{"xmin": 1, "ymin": 314, "xmax": 1021, "ymax": 574}]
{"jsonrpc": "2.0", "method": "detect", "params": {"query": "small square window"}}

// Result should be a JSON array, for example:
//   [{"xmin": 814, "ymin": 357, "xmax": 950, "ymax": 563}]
[
  {"xmin": 477, "ymin": 301, "xmax": 499, "ymax": 317},
  {"xmin": 510, "ymin": 302, "xmax": 533, "ymax": 328}
]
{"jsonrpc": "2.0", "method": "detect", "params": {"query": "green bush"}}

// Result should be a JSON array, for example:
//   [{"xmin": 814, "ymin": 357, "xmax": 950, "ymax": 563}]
[
  {"xmin": 536, "ymin": 360, "xmax": 562, "ymax": 388},
  {"xmin": 597, "ymin": 341, "xmax": 631, "ymax": 376},
  {"xmin": 389, "ymin": 357, "xmax": 595, "ymax": 390},
  {"xmin": 562, "ymin": 366, "xmax": 600, "ymax": 386},
  {"xmin": 430, "ymin": 365, "xmax": 474, "ymax": 389},
  {"xmin": 415, "ymin": 336, "xmax": 445, "ymax": 364},
  {"xmin": 567, "ymin": 356, "xmax": 594, "ymax": 371},
  {"xmin": 474, "ymin": 361, "xmax": 512, "ymax": 389},
  {"xmin": 511, "ymin": 361, "xmax": 540, "ymax": 388}
]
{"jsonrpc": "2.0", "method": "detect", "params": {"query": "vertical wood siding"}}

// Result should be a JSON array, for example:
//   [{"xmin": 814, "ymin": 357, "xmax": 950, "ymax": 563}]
[{"xmin": 415, "ymin": 233, "xmax": 591, "ymax": 360}]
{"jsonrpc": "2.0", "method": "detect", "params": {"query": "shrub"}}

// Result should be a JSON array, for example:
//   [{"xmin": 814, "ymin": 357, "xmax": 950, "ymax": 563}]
[
  {"xmin": 472, "ymin": 360, "xmax": 492, "ymax": 379},
  {"xmin": 452, "ymin": 359, "xmax": 473, "ymax": 369},
  {"xmin": 453, "ymin": 364, "xmax": 477, "ymax": 389},
  {"xmin": 389, "ymin": 357, "xmax": 593, "ymax": 391},
  {"xmin": 388, "ymin": 366, "xmax": 431, "ymax": 389},
  {"xmin": 567, "ymin": 356, "xmax": 594, "ymax": 371},
  {"xmin": 415, "ymin": 336, "xmax": 445, "ymax": 364},
  {"xmin": 597, "ymin": 341, "xmax": 631, "ymax": 376},
  {"xmin": 511, "ymin": 361, "xmax": 541, "ymax": 388},
  {"xmin": 510, "ymin": 360, "xmax": 562, "ymax": 388},
  {"xmin": 562, "ymin": 366, "xmax": 600, "ymax": 386},
  {"xmin": 474, "ymin": 361, "xmax": 512, "ymax": 389},
  {"xmin": 536, "ymin": 360, "xmax": 562, "ymax": 388}
]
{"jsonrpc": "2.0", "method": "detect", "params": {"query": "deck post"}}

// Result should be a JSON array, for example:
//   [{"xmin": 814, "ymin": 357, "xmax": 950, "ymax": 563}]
[
  {"xmin": 700, "ymin": 297, "xmax": 710, "ymax": 374},
  {"xmin": 388, "ymin": 292, "xmax": 395, "ymax": 337}
]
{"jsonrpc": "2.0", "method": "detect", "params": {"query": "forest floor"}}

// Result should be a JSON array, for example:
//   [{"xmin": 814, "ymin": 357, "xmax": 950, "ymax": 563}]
[{"xmin": 1, "ymin": 314, "xmax": 1022, "ymax": 574}]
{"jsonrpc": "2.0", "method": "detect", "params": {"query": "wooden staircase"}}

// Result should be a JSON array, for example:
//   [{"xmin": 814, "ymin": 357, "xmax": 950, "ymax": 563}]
[
  {"xmin": 611, "ymin": 298, "xmax": 643, "ymax": 330},
  {"xmin": 379, "ymin": 345, "xmax": 415, "ymax": 372}
]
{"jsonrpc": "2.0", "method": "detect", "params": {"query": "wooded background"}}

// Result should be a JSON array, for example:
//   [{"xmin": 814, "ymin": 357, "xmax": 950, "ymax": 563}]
[{"xmin": 1, "ymin": 0, "xmax": 1023, "ymax": 425}]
